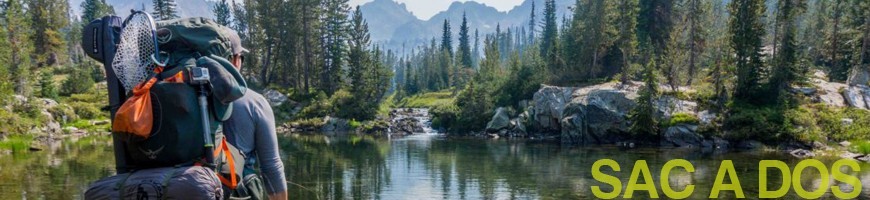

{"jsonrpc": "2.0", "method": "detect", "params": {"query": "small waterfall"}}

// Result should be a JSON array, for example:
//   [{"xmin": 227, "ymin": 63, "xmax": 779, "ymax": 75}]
[{"xmin": 389, "ymin": 108, "xmax": 440, "ymax": 135}]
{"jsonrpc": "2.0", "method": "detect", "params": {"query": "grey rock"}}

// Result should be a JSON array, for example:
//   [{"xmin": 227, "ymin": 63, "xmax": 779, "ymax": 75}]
[
  {"xmin": 532, "ymin": 85, "xmax": 574, "ymax": 132},
  {"xmin": 843, "ymin": 85, "xmax": 870, "ymax": 109},
  {"xmin": 858, "ymin": 155, "xmax": 870, "ymax": 163},
  {"xmin": 789, "ymin": 149, "xmax": 815, "ymax": 158},
  {"xmin": 43, "ymin": 121, "xmax": 62, "ymax": 135},
  {"xmin": 321, "ymin": 116, "xmax": 350, "ymax": 132},
  {"xmin": 41, "ymin": 98, "xmax": 58, "ymax": 108},
  {"xmin": 848, "ymin": 65, "xmax": 870, "ymax": 86},
  {"xmin": 92, "ymin": 120, "xmax": 110, "ymax": 126},
  {"xmin": 698, "ymin": 110, "xmax": 717, "ymax": 125},
  {"xmin": 561, "ymin": 113, "xmax": 591, "ymax": 144},
  {"xmin": 663, "ymin": 125, "xmax": 703, "ymax": 148},
  {"xmin": 812, "ymin": 141, "xmax": 828, "ymax": 150},
  {"xmin": 811, "ymin": 78, "xmax": 848, "ymax": 107},
  {"xmin": 712, "ymin": 136, "xmax": 731, "ymax": 149},
  {"xmin": 738, "ymin": 140, "xmax": 764, "ymax": 150},
  {"xmin": 655, "ymin": 95, "xmax": 698, "ymax": 120},
  {"xmin": 840, "ymin": 141, "xmax": 852, "ymax": 147},
  {"xmin": 263, "ymin": 89, "xmax": 289, "ymax": 107},
  {"xmin": 842, "ymin": 118, "xmax": 854, "ymax": 126},
  {"xmin": 840, "ymin": 151, "xmax": 862, "ymax": 159},
  {"xmin": 486, "ymin": 107, "xmax": 512, "ymax": 132},
  {"xmin": 791, "ymin": 87, "xmax": 818, "ymax": 95}
]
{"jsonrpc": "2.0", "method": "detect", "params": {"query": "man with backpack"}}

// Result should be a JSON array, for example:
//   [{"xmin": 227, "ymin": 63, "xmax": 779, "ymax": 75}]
[{"xmin": 222, "ymin": 29, "xmax": 288, "ymax": 200}]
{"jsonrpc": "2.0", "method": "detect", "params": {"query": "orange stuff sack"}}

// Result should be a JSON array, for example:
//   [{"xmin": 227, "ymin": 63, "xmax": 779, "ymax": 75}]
[{"xmin": 112, "ymin": 77, "xmax": 158, "ymax": 138}]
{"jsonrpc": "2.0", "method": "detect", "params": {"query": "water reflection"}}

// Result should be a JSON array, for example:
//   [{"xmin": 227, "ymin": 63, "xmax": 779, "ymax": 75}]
[
  {"xmin": 0, "ymin": 133, "xmax": 868, "ymax": 199},
  {"xmin": 0, "ymin": 135, "xmax": 115, "ymax": 199},
  {"xmin": 281, "ymin": 134, "xmax": 870, "ymax": 199}
]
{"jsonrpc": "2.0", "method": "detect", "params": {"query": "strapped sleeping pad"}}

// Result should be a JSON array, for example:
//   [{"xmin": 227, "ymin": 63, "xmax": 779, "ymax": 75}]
[{"xmin": 107, "ymin": 17, "xmax": 255, "ymax": 198}]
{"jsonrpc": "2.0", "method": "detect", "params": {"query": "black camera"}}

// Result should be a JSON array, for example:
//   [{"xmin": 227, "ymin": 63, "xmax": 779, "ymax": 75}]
[{"xmin": 189, "ymin": 67, "xmax": 211, "ymax": 85}]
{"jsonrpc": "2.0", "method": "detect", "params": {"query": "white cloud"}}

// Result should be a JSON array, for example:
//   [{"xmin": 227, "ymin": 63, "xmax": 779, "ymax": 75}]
[{"xmin": 349, "ymin": 0, "xmax": 525, "ymax": 20}]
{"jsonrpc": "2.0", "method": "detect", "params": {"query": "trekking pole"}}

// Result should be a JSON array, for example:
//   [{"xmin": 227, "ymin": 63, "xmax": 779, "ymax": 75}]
[{"xmin": 190, "ymin": 66, "xmax": 215, "ymax": 167}]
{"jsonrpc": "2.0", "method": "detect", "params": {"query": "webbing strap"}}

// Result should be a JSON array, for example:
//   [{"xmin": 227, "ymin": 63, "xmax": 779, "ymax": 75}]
[
  {"xmin": 160, "ymin": 167, "xmax": 185, "ymax": 200},
  {"xmin": 115, "ymin": 170, "xmax": 137, "ymax": 197},
  {"xmin": 213, "ymin": 137, "xmax": 238, "ymax": 189}
]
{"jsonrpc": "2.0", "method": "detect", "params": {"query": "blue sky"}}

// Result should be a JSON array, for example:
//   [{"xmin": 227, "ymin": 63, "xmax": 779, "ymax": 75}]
[{"xmin": 349, "ymin": 0, "xmax": 525, "ymax": 20}]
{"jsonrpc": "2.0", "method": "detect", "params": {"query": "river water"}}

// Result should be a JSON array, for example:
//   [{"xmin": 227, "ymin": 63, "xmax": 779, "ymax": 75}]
[{"xmin": 2, "ymin": 134, "xmax": 870, "ymax": 199}]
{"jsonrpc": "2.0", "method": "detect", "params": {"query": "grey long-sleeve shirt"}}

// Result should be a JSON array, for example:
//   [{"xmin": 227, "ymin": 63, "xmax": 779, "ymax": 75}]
[{"xmin": 222, "ymin": 91, "xmax": 287, "ymax": 194}]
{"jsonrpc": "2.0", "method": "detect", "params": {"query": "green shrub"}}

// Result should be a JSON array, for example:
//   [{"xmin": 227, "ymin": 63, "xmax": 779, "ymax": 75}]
[
  {"xmin": 38, "ymin": 71, "xmax": 58, "ymax": 99},
  {"xmin": 782, "ymin": 106, "xmax": 823, "ymax": 143},
  {"xmin": 815, "ymin": 105, "xmax": 870, "ymax": 141},
  {"xmin": 724, "ymin": 102, "xmax": 783, "ymax": 142},
  {"xmin": 60, "ymin": 67, "xmax": 95, "ymax": 96},
  {"xmin": 0, "ymin": 109, "xmax": 37, "ymax": 135},
  {"xmin": 47, "ymin": 104, "xmax": 78, "ymax": 123},
  {"xmin": 0, "ymin": 135, "xmax": 33, "ymax": 153},
  {"xmin": 69, "ymin": 102, "xmax": 103, "ymax": 119},
  {"xmin": 851, "ymin": 140, "xmax": 870, "ymax": 155},
  {"xmin": 430, "ymin": 103, "xmax": 460, "ymax": 131},
  {"xmin": 348, "ymin": 119, "xmax": 362, "ymax": 130},
  {"xmin": 453, "ymin": 81, "xmax": 494, "ymax": 132},
  {"xmin": 665, "ymin": 113, "xmax": 700, "ymax": 127},
  {"xmin": 289, "ymin": 118, "xmax": 325, "ymax": 129}
]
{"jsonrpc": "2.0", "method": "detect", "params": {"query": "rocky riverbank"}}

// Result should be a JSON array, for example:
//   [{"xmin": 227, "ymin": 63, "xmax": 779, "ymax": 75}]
[{"xmin": 476, "ymin": 70, "xmax": 870, "ymax": 159}]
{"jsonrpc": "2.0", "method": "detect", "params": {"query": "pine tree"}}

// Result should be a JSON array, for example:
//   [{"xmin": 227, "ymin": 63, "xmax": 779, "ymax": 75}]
[
  {"xmin": 213, "ymin": 0, "xmax": 232, "ymax": 26},
  {"xmin": 349, "ymin": 6, "xmax": 370, "ymax": 94},
  {"xmin": 770, "ymin": 0, "xmax": 807, "ymax": 99},
  {"xmin": 81, "ymin": 0, "xmax": 115, "ymax": 23},
  {"xmin": 528, "ymin": 0, "xmax": 536, "ymax": 44},
  {"xmin": 630, "ymin": 61, "xmax": 659, "ymax": 137},
  {"xmin": 566, "ymin": 0, "xmax": 616, "ymax": 80},
  {"xmin": 152, "ymin": 0, "xmax": 180, "ymax": 20},
  {"xmin": 38, "ymin": 71, "xmax": 58, "ymax": 99},
  {"xmin": 322, "ymin": 0, "xmax": 350, "ymax": 95},
  {"xmin": 637, "ymin": 0, "xmax": 674, "ymax": 62},
  {"xmin": 616, "ymin": 0, "xmax": 638, "ymax": 84},
  {"xmin": 827, "ymin": 0, "xmax": 847, "ymax": 81},
  {"xmin": 685, "ymin": 0, "xmax": 709, "ymax": 85},
  {"xmin": 441, "ymin": 19, "xmax": 453, "ymax": 56},
  {"xmin": 473, "ymin": 29, "xmax": 480, "ymax": 68},
  {"xmin": 541, "ymin": 0, "xmax": 561, "ymax": 75},
  {"xmin": 458, "ymin": 13, "xmax": 473, "ymax": 69},
  {"xmin": 0, "ymin": 4, "xmax": 12, "ymax": 98},
  {"xmin": 729, "ymin": 0, "xmax": 767, "ymax": 103},
  {"xmin": 6, "ymin": 0, "xmax": 33, "ymax": 95},
  {"xmin": 30, "ymin": 0, "xmax": 69, "ymax": 68}
]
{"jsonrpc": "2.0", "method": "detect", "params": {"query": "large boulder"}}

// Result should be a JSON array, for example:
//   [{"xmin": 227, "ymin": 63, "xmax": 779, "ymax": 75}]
[
  {"xmin": 531, "ymin": 85, "xmax": 574, "ymax": 132},
  {"xmin": 843, "ymin": 85, "xmax": 870, "ymax": 110},
  {"xmin": 848, "ymin": 65, "xmax": 870, "ymax": 86},
  {"xmin": 263, "ymin": 89, "xmax": 289, "ymax": 107},
  {"xmin": 813, "ymin": 80, "xmax": 848, "ymax": 107},
  {"xmin": 321, "ymin": 116, "xmax": 350, "ymax": 132},
  {"xmin": 486, "ymin": 107, "xmax": 511, "ymax": 133},
  {"xmin": 654, "ymin": 95, "xmax": 697, "ymax": 120},
  {"xmin": 561, "ymin": 82, "xmax": 638, "ymax": 144},
  {"xmin": 662, "ymin": 125, "xmax": 703, "ymax": 148}
]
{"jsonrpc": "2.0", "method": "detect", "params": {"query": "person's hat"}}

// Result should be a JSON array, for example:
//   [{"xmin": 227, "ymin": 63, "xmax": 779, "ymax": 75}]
[{"xmin": 225, "ymin": 27, "xmax": 248, "ymax": 55}]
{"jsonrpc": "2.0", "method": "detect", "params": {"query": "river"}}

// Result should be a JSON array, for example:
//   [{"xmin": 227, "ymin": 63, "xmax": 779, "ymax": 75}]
[{"xmin": 2, "ymin": 133, "xmax": 870, "ymax": 199}]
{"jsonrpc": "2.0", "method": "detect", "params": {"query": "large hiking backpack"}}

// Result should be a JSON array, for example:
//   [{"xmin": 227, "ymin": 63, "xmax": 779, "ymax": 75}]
[
  {"xmin": 115, "ymin": 17, "xmax": 247, "ymax": 170},
  {"xmin": 84, "ymin": 15, "xmax": 256, "ymax": 199}
]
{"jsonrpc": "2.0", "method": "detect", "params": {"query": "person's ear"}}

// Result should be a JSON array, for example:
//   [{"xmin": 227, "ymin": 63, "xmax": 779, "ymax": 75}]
[{"xmin": 231, "ymin": 54, "xmax": 242, "ymax": 69}]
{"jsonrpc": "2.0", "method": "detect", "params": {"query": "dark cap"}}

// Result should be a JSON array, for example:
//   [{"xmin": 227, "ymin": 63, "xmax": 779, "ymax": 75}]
[{"xmin": 225, "ymin": 27, "xmax": 248, "ymax": 55}]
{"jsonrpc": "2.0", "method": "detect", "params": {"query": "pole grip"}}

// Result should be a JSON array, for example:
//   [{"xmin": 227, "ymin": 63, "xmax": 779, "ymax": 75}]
[{"xmin": 198, "ymin": 85, "xmax": 215, "ymax": 167}]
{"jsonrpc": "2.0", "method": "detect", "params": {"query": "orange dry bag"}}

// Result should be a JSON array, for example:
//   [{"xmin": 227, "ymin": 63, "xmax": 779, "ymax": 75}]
[{"xmin": 112, "ymin": 76, "xmax": 158, "ymax": 138}]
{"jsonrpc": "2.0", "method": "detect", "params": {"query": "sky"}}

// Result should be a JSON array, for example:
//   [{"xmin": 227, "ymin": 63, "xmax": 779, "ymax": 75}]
[{"xmin": 349, "ymin": 0, "xmax": 525, "ymax": 20}]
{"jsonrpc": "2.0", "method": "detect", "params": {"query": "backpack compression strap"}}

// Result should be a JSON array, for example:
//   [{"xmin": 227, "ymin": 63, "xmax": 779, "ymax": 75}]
[{"xmin": 213, "ymin": 137, "xmax": 238, "ymax": 189}]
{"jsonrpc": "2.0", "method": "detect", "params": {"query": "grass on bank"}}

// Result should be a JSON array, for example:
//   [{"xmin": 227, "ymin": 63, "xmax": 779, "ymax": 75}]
[
  {"xmin": 0, "ymin": 135, "xmax": 33, "ymax": 152},
  {"xmin": 397, "ymin": 91, "xmax": 455, "ymax": 108}
]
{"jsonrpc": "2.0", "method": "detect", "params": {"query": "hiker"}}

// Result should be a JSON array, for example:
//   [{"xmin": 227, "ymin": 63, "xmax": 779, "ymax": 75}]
[{"xmin": 222, "ymin": 29, "xmax": 289, "ymax": 200}]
